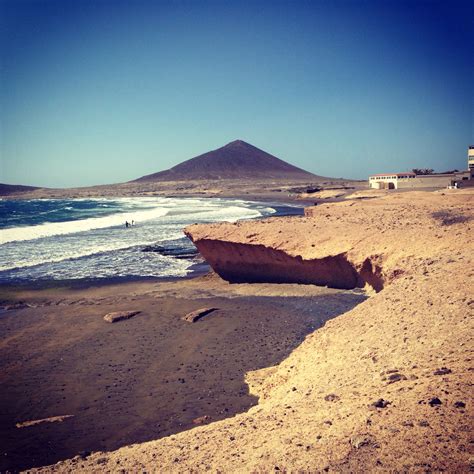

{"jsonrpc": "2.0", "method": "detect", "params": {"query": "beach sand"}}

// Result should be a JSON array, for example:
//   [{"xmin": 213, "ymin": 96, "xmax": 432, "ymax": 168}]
[
  {"xmin": 1, "ymin": 188, "xmax": 472, "ymax": 472},
  {"xmin": 0, "ymin": 275, "xmax": 365, "ymax": 471}
]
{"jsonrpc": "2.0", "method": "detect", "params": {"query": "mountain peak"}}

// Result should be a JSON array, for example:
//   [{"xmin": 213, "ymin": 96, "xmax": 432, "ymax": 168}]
[
  {"xmin": 225, "ymin": 139, "xmax": 249, "ymax": 147},
  {"xmin": 134, "ymin": 140, "xmax": 320, "ymax": 182}
]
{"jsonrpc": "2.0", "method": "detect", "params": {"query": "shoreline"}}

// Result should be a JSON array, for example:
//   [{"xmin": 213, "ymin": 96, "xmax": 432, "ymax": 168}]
[
  {"xmin": 0, "ymin": 198, "xmax": 305, "ymax": 289},
  {"xmin": 0, "ymin": 177, "xmax": 365, "ymax": 203}
]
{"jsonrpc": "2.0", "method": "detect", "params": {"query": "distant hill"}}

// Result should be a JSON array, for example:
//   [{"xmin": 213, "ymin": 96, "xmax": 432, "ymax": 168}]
[
  {"xmin": 0, "ymin": 183, "xmax": 39, "ymax": 196},
  {"xmin": 134, "ymin": 140, "xmax": 320, "ymax": 181}
]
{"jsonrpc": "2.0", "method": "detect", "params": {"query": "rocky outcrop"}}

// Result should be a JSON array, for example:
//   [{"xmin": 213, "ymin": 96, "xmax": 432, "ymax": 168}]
[
  {"xmin": 185, "ymin": 191, "xmax": 472, "ymax": 294},
  {"xmin": 103, "ymin": 310, "xmax": 140, "ymax": 323},
  {"xmin": 183, "ymin": 238, "xmax": 381, "ymax": 290},
  {"xmin": 182, "ymin": 307, "xmax": 218, "ymax": 323}
]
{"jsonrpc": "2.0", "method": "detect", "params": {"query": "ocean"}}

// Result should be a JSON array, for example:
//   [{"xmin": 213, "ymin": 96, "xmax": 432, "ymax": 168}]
[{"xmin": 0, "ymin": 197, "xmax": 302, "ymax": 284}]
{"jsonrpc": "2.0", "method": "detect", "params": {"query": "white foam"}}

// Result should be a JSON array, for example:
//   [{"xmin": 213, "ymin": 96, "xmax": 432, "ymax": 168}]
[
  {"xmin": 0, "ymin": 206, "xmax": 169, "ymax": 244},
  {"xmin": 0, "ymin": 242, "xmax": 139, "ymax": 272},
  {"xmin": 0, "ymin": 198, "xmax": 277, "ymax": 279},
  {"xmin": 188, "ymin": 205, "xmax": 263, "ymax": 221}
]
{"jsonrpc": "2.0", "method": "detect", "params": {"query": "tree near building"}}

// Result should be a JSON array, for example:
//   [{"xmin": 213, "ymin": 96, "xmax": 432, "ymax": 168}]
[{"xmin": 412, "ymin": 168, "xmax": 434, "ymax": 175}]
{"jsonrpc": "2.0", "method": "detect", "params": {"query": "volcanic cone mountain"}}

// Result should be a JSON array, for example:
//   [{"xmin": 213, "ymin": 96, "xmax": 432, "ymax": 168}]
[{"xmin": 134, "ymin": 140, "xmax": 319, "ymax": 181}]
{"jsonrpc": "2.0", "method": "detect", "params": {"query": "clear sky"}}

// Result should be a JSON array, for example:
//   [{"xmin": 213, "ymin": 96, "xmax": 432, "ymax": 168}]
[{"xmin": 1, "ymin": 0, "xmax": 472, "ymax": 187}]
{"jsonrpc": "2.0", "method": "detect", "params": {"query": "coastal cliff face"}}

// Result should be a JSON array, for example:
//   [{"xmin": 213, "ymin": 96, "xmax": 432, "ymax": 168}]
[
  {"xmin": 185, "ymin": 193, "xmax": 445, "ymax": 292},
  {"xmin": 182, "ymin": 240, "xmax": 366, "ymax": 290},
  {"xmin": 185, "ymin": 191, "xmax": 472, "ymax": 294},
  {"xmin": 40, "ymin": 189, "xmax": 473, "ymax": 473},
  {"xmin": 183, "ymin": 239, "xmax": 388, "ymax": 292}
]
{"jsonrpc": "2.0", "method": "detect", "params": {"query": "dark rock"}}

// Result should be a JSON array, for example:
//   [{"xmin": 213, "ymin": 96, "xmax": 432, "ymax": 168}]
[
  {"xmin": 142, "ymin": 245, "xmax": 166, "ymax": 253},
  {"xmin": 433, "ymin": 367, "xmax": 452, "ymax": 376},
  {"xmin": 454, "ymin": 401, "xmax": 466, "ymax": 409},
  {"xmin": 428, "ymin": 397, "xmax": 442, "ymax": 407},
  {"xmin": 182, "ymin": 307, "xmax": 218, "ymax": 323},
  {"xmin": 380, "ymin": 369, "xmax": 407, "ymax": 384},
  {"xmin": 371, "ymin": 399, "xmax": 391, "ymax": 409},
  {"xmin": 142, "ymin": 244, "xmax": 199, "ymax": 260},
  {"xmin": 324, "ymin": 393, "xmax": 340, "ymax": 402},
  {"xmin": 386, "ymin": 373, "xmax": 407, "ymax": 384},
  {"xmin": 432, "ymin": 210, "xmax": 470, "ymax": 226},
  {"xmin": 104, "ymin": 311, "xmax": 141, "ymax": 323}
]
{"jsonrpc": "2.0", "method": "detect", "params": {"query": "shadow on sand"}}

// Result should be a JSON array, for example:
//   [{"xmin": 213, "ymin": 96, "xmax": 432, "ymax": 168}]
[{"xmin": 0, "ymin": 291, "xmax": 366, "ymax": 470}]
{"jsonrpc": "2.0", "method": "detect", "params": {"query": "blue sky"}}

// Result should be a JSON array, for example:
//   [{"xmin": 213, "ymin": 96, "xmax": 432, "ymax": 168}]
[{"xmin": 1, "ymin": 0, "xmax": 472, "ymax": 187}]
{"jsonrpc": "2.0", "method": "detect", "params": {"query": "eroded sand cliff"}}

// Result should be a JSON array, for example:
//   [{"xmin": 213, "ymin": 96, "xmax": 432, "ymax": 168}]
[
  {"xmin": 37, "ymin": 190, "xmax": 473, "ymax": 472},
  {"xmin": 186, "ymin": 190, "xmax": 473, "ymax": 293}
]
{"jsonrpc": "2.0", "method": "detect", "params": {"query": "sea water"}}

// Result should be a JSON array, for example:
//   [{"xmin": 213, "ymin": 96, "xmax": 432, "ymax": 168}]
[{"xmin": 0, "ymin": 197, "xmax": 300, "ymax": 283}]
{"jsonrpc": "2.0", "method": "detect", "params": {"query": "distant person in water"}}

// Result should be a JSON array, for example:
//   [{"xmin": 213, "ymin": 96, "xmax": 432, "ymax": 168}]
[
  {"xmin": 131, "ymin": 220, "xmax": 135, "ymax": 226},
  {"xmin": 125, "ymin": 221, "xmax": 130, "ymax": 228}
]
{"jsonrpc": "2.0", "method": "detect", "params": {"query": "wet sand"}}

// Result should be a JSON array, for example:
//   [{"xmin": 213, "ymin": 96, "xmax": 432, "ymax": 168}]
[{"xmin": 0, "ymin": 275, "xmax": 366, "ymax": 471}]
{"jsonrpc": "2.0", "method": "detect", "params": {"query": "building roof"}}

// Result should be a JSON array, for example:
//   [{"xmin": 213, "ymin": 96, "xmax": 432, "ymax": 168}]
[{"xmin": 369, "ymin": 173, "xmax": 416, "ymax": 178}]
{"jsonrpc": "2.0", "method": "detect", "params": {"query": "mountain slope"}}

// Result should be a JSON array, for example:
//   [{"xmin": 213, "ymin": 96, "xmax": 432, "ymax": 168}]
[
  {"xmin": 134, "ymin": 140, "xmax": 319, "ymax": 181},
  {"xmin": 0, "ymin": 183, "xmax": 40, "ymax": 196}
]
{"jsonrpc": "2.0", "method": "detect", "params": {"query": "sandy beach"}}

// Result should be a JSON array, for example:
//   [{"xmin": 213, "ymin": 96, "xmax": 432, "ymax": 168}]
[
  {"xmin": 0, "ymin": 188, "xmax": 472, "ymax": 472},
  {"xmin": 0, "ymin": 275, "xmax": 365, "ymax": 471}
]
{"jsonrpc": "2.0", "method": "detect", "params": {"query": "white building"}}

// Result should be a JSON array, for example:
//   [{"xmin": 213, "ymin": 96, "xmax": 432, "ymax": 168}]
[
  {"xmin": 369, "ymin": 147, "xmax": 473, "ymax": 189},
  {"xmin": 369, "ymin": 173, "xmax": 416, "ymax": 189}
]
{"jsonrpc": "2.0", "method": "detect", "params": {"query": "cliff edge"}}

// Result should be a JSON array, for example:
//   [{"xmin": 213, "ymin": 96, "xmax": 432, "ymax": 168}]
[{"xmin": 185, "ymin": 190, "xmax": 473, "ymax": 293}]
